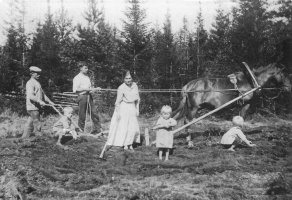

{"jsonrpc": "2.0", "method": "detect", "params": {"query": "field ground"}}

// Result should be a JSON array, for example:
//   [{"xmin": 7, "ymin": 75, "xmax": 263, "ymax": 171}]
[{"xmin": 0, "ymin": 111, "xmax": 292, "ymax": 200}]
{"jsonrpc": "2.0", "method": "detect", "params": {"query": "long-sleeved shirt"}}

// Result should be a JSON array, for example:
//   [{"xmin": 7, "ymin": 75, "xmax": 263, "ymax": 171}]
[
  {"xmin": 72, "ymin": 73, "xmax": 92, "ymax": 94},
  {"xmin": 220, "ymin": 126, "xmax": 249, "ymax": 145},
  {"xmin": 115, "ymin": 82, "xmax": 140, "ymax": 108},
  {"xmin": 26, "ymin": 77, "xmax": 50, "ymax": 111}
]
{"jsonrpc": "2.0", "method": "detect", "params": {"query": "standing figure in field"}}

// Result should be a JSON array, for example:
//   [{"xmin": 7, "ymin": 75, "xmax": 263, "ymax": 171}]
[
  {"xmin": 23, "ymin": 66, "xmax": 55, "ymax": 138},
  {"xmin": 221, "ymin": 116, "xmax": 256, "ymax": 151},
  {"xmin": 172, "ymin": 63, "xmax": 291, "ymax": 147},
  {"xmin": 153, "ymin": 105, "xmax": 177, "ymax": 161},
  {"xmin": 106, "ymin": 71, "xmax": 140, "ymax": 150},
  {"xmin": 53, "ymin": 107, "xmax": 79, "ymax": 148},
  {"xmin": 73, "ymin": 62, "xmax": 102, "ymax": 135}
]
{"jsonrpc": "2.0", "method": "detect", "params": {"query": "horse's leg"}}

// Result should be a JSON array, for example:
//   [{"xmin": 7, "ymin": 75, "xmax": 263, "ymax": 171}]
[
  {"xmin": 185, "ymin": 107, "xmax": 198, "ymax": 148},
  {"xmin": 240, "ymin": 104, "xmax": 250, "ymax": 118}
]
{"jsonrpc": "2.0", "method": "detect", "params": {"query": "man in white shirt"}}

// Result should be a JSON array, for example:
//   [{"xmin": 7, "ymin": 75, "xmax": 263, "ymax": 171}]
[
  {"xmin": 23, "ymin": 66, "xmax": 55, "ymax": 138},
  {"xmin": 73, "ymin": 62, "xmax": 102, "ymax": 134}
]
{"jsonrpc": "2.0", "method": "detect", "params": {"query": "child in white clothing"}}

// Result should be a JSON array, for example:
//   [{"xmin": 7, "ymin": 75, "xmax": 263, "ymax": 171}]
[
  {"xmin": 153, "ymin": 105, "xmax": 177, "ymax": 161},
  {"xmin": 221, "ymin": 116, "xmax": 256, "ymax": 151},
  {"xmin": 53, "ymin": 107, "xmax": 79, "ymax": 148}
]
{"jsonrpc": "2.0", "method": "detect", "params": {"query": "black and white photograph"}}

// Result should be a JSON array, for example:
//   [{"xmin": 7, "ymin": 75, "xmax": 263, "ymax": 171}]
[{"xmin": 0, "ymin": 0, "xmax": 291, "ymax": 199}]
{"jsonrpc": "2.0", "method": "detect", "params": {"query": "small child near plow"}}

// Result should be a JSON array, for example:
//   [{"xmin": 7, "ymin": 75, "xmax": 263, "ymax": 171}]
[
  {"xmin": 153, "ymin": 105, "xmax": 177, "ymax": 161},
  {"xmin": 221, "ymin": 116, "xmax": 256, "ymax": 152},
  {"xmin": 53, "ymin": 107, "xmax": 79, "ymax": 148}
]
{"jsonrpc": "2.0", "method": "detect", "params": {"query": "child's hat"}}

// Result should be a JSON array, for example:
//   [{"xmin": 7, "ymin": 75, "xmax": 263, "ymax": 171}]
[{"xmin": 29, "ymin": 66, "xmax": 42, "ymax": 72}]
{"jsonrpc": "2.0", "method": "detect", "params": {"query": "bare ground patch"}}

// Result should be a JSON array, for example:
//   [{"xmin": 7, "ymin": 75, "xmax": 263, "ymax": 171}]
[{"xmin": 0, "ymin": 114, "xmax": 291, "ymax": 199}]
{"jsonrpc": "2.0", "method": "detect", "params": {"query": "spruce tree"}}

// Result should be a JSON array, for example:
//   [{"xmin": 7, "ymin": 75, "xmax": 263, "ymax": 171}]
[
  {"xmin": 230, "ymin": 0, "xmax": 272, "ymax": 66},
  {"xmin": 120, "ymin": 0, "xmax": 152, "ymax": 87}
]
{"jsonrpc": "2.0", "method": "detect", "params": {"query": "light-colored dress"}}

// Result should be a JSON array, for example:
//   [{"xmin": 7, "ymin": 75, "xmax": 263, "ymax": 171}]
[
  {"xmin": 155, "ymin": 117, "xmax": 177, "ymax": 148},
  {"xmin": 106, "ymin": 83, "xmax": 140, "ymax": 147}
]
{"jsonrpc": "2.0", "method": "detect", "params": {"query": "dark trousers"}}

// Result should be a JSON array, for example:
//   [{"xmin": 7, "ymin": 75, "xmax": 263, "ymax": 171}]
[
  {"xmin": 77, "ymin": 94, "xmax": 101, "ymax": 132},
  {"xmin": 23, "ymin": 110, "xmax": 41, "ymax": 138}
]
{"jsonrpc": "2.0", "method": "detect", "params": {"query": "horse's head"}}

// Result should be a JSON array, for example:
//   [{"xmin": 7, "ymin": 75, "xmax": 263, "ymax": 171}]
[{"xmin": 253, "ymin": 63, "xmax": 291, "ymax": 92}]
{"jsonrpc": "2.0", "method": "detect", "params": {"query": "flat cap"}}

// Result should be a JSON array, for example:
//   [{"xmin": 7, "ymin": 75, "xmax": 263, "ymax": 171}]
[{"xmin": 29, "ymin": 66, "xmax": 42, "ymax": 72}]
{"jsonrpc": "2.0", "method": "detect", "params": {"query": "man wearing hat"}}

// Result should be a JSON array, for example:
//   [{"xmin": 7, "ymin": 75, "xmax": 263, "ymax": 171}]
[
  {"xmin": 73, "ymin": 62, "xmax": 102, "ymax": 135},
  {"xmin": 22, "ymin": 66, "xmax": 55, "ymax": 138}
]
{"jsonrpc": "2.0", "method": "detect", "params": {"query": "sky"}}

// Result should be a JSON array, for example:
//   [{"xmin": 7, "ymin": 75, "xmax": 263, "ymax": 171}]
[{"xmin": 0, "ymin": 0, "xmax": 258, "ymax": 45}]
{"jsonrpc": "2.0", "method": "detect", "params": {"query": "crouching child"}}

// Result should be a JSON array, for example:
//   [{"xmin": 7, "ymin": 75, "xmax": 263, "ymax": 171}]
[
  {"xmin": 53, "ymin": 107, "xmax": 79, "ymax": 148},
  {"xmin": 221, "ymin": 116, "xmax": 256, "ymax": 151}
]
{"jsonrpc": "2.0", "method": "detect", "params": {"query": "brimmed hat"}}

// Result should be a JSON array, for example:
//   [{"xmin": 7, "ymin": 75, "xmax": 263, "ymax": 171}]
[{"xmin": 29, "ymin": 66, "xmax": 42, "ymax": 73}]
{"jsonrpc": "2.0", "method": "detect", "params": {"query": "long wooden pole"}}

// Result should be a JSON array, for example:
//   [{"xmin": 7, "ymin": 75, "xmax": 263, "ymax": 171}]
[
  {"xmin": 172, "ymin": 86, "xmax": 261, "ymax": 135},
  {"xmin": 99, "ymin": 143, "xmax": 108, "ymax": 159},
  {"xmin": 242, "ymin": 62, "xmax": 260, "ymax": 88}
]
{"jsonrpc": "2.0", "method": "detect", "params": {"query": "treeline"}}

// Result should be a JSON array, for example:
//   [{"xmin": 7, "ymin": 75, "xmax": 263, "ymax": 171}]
[{"xmin": 0, "ymin": 0, "xmax": 291, "ymax": 94}]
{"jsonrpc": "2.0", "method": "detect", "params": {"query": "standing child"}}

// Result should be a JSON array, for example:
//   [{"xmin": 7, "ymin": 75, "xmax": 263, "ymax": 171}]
[
  {"xmin": 221, "ymin": 116, "xmax": 256, "ymax": 151},
  {"xmin": 53, "ymin": 107, "xmax": 79, "ymax": 148},
  {"xmin": 153, "ymin": 105, "xmax": 177, "ymax": 161}
]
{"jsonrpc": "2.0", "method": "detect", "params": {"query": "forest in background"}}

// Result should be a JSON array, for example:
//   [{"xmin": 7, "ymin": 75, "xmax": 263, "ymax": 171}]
[{"xmin": 0, "ymin": 0, "xmax": 291, "ymax": 114}]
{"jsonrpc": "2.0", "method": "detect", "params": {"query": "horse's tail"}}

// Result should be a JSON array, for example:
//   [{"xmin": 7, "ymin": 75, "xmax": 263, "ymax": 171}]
[{"xmin": 172, "ymin": 89, "xmax": 189, "ymax": 120}]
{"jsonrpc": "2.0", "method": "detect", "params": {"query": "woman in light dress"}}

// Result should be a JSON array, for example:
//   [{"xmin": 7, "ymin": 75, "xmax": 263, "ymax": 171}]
[{"xmin": 106, "ymin": 71, "xmax": 140, "ymax": 150}]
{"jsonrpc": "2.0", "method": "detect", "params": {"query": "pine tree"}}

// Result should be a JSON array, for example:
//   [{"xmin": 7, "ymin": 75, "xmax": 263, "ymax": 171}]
[
  {"xmin": 160, "ymin": 12, "xmax": 175, "ymax": 89},
  {"xmin": 207, "ymin": 8, "xmax": 234, "ymax": 76},
  {"xmin": 54, "ymin": 1, "xmax": 76, "ymax": 91},
  {"xmin": 193, "ymin": 6, "xmax": 208, "ymax": 78},
  {"xmin": 269, "ymin": 0, "xmax": 292, "ymax": 72},
  {"xmin": 175, "ymin": 17, "xmax": 191, "ymax": 85},
  {"xmin": 119, "ymin": 0, "xmax": 152, "ymax": 86},
  {"xmin": 1, "ymin": 0, "xmax": 27, "ymax": 92},
  {"xmin": 29, "ymin": 13, "xmax": 61, "ymax": 89},
  {"xmin": 230, "ymin": 0, "xmax": 273, "ymax": 66},
  {"xmin": 72, "ymin": 0, "xmax": 120, "ymax": 88}
]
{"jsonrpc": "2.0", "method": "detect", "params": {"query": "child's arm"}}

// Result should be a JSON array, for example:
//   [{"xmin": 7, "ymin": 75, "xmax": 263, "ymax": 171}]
[
  {"xmin": 152, "ymin": 117, "xmax": 164, "ymax": 130},
  {"xmin": 237, "ymin": 130, "xmax": 256, "ymax": 147},
  {"xmin": 153, "ymin": 119, "xmax": 177, "ymax": 130}
]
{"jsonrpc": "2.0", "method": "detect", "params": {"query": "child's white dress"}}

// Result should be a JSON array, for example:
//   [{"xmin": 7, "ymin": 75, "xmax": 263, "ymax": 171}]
[
  {"xmin": 155, "ymin": 117, "xmax": 177, "ymax": 148},
  {"xmin": 106, "ymin": 82, "xmax": 140, "ymax": 147}
]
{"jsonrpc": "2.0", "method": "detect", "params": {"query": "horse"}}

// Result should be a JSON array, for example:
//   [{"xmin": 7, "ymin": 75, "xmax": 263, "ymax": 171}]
[{"xmin": 172, "ymin": 63, "xmax": 291, "ymax": 146}]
